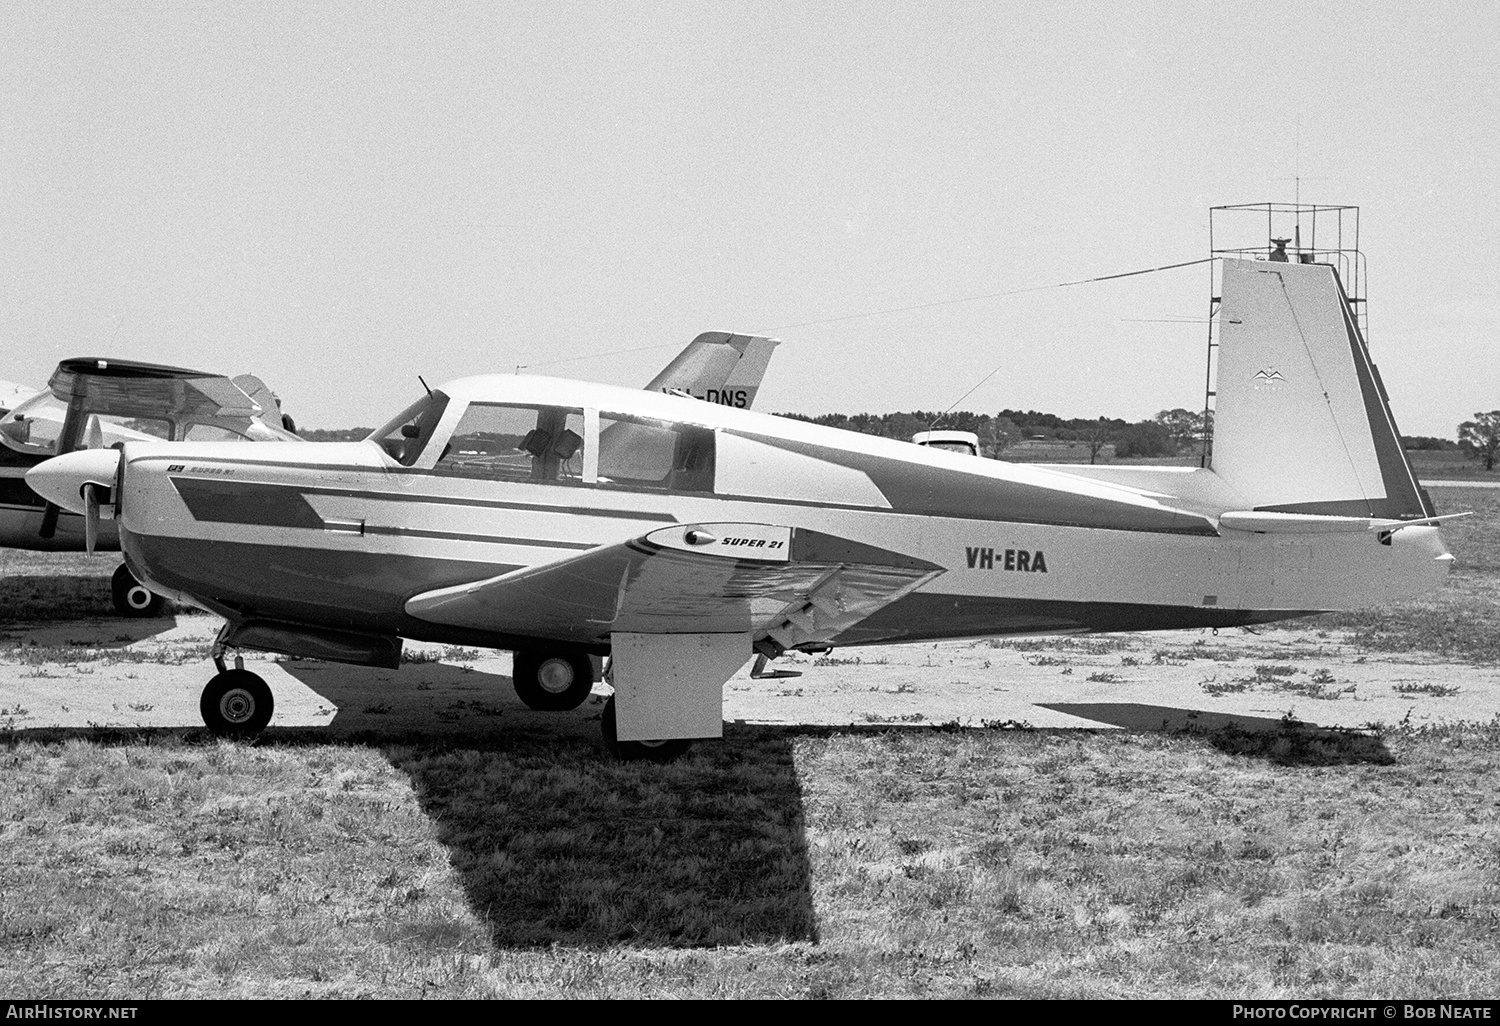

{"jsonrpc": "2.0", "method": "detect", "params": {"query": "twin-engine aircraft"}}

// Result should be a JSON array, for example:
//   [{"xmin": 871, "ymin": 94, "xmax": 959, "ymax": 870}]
[
  {"xmin": 29, "ymin": 258, "xmax": 1454, "ymax": 758},
  {"xmin": 1, "ymin": 357, "xmax": 299, "ymax": 614},
  {"xmin": 2, "ymin": 333, "xmax": 777, "ymax": 618}
]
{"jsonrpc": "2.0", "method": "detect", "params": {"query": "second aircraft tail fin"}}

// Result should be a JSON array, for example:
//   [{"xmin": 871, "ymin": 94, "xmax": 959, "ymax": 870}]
[{"xmin": 646, "ymin": 332, "xmax": 780, "ymax": 410}]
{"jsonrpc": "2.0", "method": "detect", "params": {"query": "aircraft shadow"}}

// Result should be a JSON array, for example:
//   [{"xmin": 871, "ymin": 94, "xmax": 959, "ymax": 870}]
[
  {"xmin": 385, "ymin": 726, "xmax": 817, "ymax": 949},
  {"xmin": 0, "ymin": 608, "xmax": 180, "ymax": 649},
  {"xmin": 271, "ymin": 661, "xmax": 819, "ymax": 949},
  {"xmin": 1038, "ymin": 702, "xmax": 1395, "ymax": 765},
  {"xmin": 0, "ymin": 573, "xmax": 114, "ymax": 622},
  {"xmin": 0, "ymin": 572, "xmax": 184, "ymax": 645}
]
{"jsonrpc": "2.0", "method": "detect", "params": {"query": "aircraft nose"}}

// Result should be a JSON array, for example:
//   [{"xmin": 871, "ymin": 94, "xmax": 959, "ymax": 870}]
[{"xmin": 25, "ymin": 448, "xmax": 122, "ymax": 515}]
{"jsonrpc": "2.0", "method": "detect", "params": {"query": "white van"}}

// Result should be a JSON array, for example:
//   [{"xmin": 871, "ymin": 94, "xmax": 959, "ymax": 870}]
[{"xmin": 911, "ymin": 429, "xmax": 980, "ymax": 456}]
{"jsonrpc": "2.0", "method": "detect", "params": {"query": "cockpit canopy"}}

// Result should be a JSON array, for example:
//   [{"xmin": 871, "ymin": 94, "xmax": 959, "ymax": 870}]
[{"xmin": 369, "ymin": 390, "xmax": 716, "ymax": 494}]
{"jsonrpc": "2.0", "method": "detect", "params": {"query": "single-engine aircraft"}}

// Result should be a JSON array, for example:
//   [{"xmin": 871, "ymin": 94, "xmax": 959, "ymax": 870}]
[
  {"xmin": 28, "ymin": 257, "xmax": 1455, "ymax": 758},
  {"xmin": 2, "ymin": 332, "xmax": 778, "ymax": 618}
]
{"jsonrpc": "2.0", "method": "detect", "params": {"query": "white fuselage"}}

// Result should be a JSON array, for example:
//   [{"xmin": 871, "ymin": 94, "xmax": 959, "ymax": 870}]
[{"xmin": 93, "ymin": 375, "xmax": 1450, "ymax": 650}]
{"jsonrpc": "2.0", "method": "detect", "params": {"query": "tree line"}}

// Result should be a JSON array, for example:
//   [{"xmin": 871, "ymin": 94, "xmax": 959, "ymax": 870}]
[
  {"xmin": 778, "ymin": 408, "xmax": 1214, "ymax": 462},
  {"xmin": 296, "ymin": 409, "xmax": 1500, "ymax": 471},
  {"xmin": 785, "ymin": 408, "xmax": 1500, "ymax": 469}
]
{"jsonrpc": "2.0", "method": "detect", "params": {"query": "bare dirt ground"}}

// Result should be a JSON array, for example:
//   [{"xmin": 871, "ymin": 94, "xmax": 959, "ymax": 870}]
[{"xmin": 3, "ymin": 602, "xmax": 1496, "ymax": 743}]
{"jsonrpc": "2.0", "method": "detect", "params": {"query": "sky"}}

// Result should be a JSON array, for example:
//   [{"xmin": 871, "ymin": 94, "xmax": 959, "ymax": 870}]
[{"xmin": 2, "ymin": 1, "xmax": 1495, "ymax": 437}]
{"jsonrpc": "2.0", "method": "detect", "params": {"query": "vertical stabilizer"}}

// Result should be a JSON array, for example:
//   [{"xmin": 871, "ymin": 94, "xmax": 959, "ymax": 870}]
[
  {"xmin": 645, "ymin": 332, "xmax": 780, "ymax": 409},
  {"xmin": 1212, "ymin": 258, "xmax": 1431, "ymax": 519}
]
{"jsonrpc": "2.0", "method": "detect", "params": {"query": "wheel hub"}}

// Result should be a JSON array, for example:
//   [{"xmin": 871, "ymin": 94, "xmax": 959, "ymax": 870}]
[
  {"xmin": 537, "ymin": 658, "xmax": 575, "ymax": 694},
  {"xmin": 218, "ymin": 689, "xmax": 255, "ymax": 724}
]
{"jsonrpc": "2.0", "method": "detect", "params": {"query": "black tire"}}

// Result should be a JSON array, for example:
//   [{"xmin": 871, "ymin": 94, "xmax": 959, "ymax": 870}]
[
  {"xmin": 200, "ymin": 669, "xmax": 274, "ymax": 739},
  {"xmin": 111, "ymin": 564, "xmax": 165, "ymax": 618},
  {"xmin": 600, "ymin": 695, "xmax": 693, "ymax": 763},
  {"xmin": 512, "ymin": 649, "xmax": 595, "ymax": 711}
]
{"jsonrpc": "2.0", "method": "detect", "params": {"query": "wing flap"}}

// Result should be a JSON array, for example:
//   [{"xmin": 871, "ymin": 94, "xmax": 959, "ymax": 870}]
[{"xmin": 404, "ymin": 522, "xmax": 944, "ymax": 646}]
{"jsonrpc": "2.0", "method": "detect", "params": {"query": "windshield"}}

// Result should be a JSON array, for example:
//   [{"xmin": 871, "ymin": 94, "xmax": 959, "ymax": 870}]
[{"xmin": 369, "ymin": 391, "xmax": 451, "ymax": 467}]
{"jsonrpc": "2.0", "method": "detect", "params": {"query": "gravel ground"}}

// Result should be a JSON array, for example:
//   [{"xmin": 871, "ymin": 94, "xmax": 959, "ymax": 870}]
[{"xmin": 2, "ymin": 611, "xmax": 1495, "ymax": 742}]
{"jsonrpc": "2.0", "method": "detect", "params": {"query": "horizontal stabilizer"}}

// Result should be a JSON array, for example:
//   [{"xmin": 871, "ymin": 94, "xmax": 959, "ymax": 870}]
[
  {"xmin": 1218, "ymin": 510, "xmax": 1381, "ymax": 534},
  {"xmin": 1218, "ymin": 510, "xmax": 1471, "ymax": 536}
]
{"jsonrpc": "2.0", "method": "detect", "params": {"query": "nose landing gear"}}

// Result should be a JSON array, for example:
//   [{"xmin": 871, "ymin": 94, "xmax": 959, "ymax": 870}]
[
  {"xmin": 199, "ymin": 641, "xmax": 274, "ymax": 739},
  {"xmin": 199, "ymin": 667, "xmax": 274, "ymax": 739}
]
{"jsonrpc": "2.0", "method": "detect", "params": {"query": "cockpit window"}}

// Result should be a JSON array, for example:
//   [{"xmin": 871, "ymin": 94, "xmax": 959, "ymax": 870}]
[
  {"xmin": 0, "ymin": 393, "xmax": 67, "ymax": 455},
  {"xmin": 370, "ymin": 391, "xmax": 451, "ymax": 467},
  {"xmin": 84, "ymin": 414, "xmax": 170, "ymax": 447},
  {"xmin": 433, "ymin": 404, "xmax": 585, "ymax": 483},
  {"xmin": 597, "ymin": 413, "xmax": 714, "ymax": 492}
]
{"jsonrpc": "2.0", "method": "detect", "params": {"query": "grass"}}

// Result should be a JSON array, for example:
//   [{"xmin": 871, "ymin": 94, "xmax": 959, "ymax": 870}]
[
  {"xmin": 990, "ymin": 637, "xmax": 1128, "ymax": 655},
  {"xmin": 0, "ymin": 550, "xmax": 190, "ymax": 624},
  {"xmin": 0, "ymin": 640, "xmax": 218, "ymax": 667},
  {"xmin": 2, "ymin": 721, "xmax": 1500, "ymax": 998},
  {"xmin": 1328, "ymin": 489, "xmax": 1500, "ymax": 664},
  {"xmin": 1407, "ymin": 450, "xmax": 1500, "ymax": 482},
  {"xmin": 1204, "ymin": 664, "xmax": 1357, "ymax": 702}
]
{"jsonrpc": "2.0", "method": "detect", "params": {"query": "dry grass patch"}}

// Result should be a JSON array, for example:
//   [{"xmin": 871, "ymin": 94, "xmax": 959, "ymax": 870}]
[
  {"xmin": 1299, "ymin": 490, "xmax": 1500, "ymax": 665},
  {"xmin": 0, "ymin": 734, "xmax": 493, "ymax": 998},
  {"xmin": 3, "ymin": 721, "xmax": 1499, "ymax": 998},
  {"xmin": 794, "ymin": 721, "xmax": 1500, "ymax": 998}
]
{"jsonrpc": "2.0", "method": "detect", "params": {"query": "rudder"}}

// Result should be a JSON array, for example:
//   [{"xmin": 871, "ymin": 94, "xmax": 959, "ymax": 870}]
[{"xmin": 1211, "ymin": 258, "xmax": 1431, "ymax": 519}]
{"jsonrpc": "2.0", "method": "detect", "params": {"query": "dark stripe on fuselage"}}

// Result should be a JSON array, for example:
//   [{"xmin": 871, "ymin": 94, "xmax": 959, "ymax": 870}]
[
  {"xmin": 296, "ymin": 485, "xmax": 680, "ymax": 523},
  {"xmin": 130, "ymin": 455, "xmax": 679, "ymax": 523},
  {"xmin": 361, "ymin": 524, "xmax": 595, "ymax": 549},
  {"xmin": 131, "ymin": 449, "xmax": 1210, "ymax": 535},
  {"xmin": 171, "ymin": 477, "xmax": 325, "ymax": 529},
  {"xmin": 790, "ymin": 528, "xmax": 945, "ymax": 570},
  {"xmin": 170, "ymin": 477, "xmax": 603, "ymax": 549},
  {"xmin": 128, "ymin": 532, "xmax": 529, "ymax": 645},
  {"xmin": 129, "ymin": 533, "xmax": 1308, "ymax": 653},
  {"xmin": 833, "ymin": 592, "xmax": 1320, "ymax": 646},
  {"xmin": 725, "ymin": 431, "xmax": 1219, "ymax": 536}
]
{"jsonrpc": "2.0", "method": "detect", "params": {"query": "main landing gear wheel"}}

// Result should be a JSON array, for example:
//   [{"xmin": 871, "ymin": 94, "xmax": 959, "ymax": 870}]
[
  {"xmin": 600, "ymin": 696, "xmax": 693, "ymax": 763},
  {"xmin": 200, "ymin": 669, "xmax": 274, "ymax": 739},
  {"xmin": 111, "ymin": 564, "xmax": 165, "ymax": 618},
  {"xmin": 512, "ymin": 649, "xmax": 594, "ymax": 711}
]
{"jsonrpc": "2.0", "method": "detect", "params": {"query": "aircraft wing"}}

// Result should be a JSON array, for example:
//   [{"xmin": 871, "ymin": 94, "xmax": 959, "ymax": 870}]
[
  {"xmin": 404, "ymin": 522, "xmax": 944, "ymax": 650},
  {"xmin": 47, "ymin": 363, "xmax": 261, "ymax": 421},
  {"xmin": 645, "ymin": 332, "xmax": 780, "ymax": 409},
  {"xmin": 231, "ymin": 374, "xmax": 279, "ymax": 416}
]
